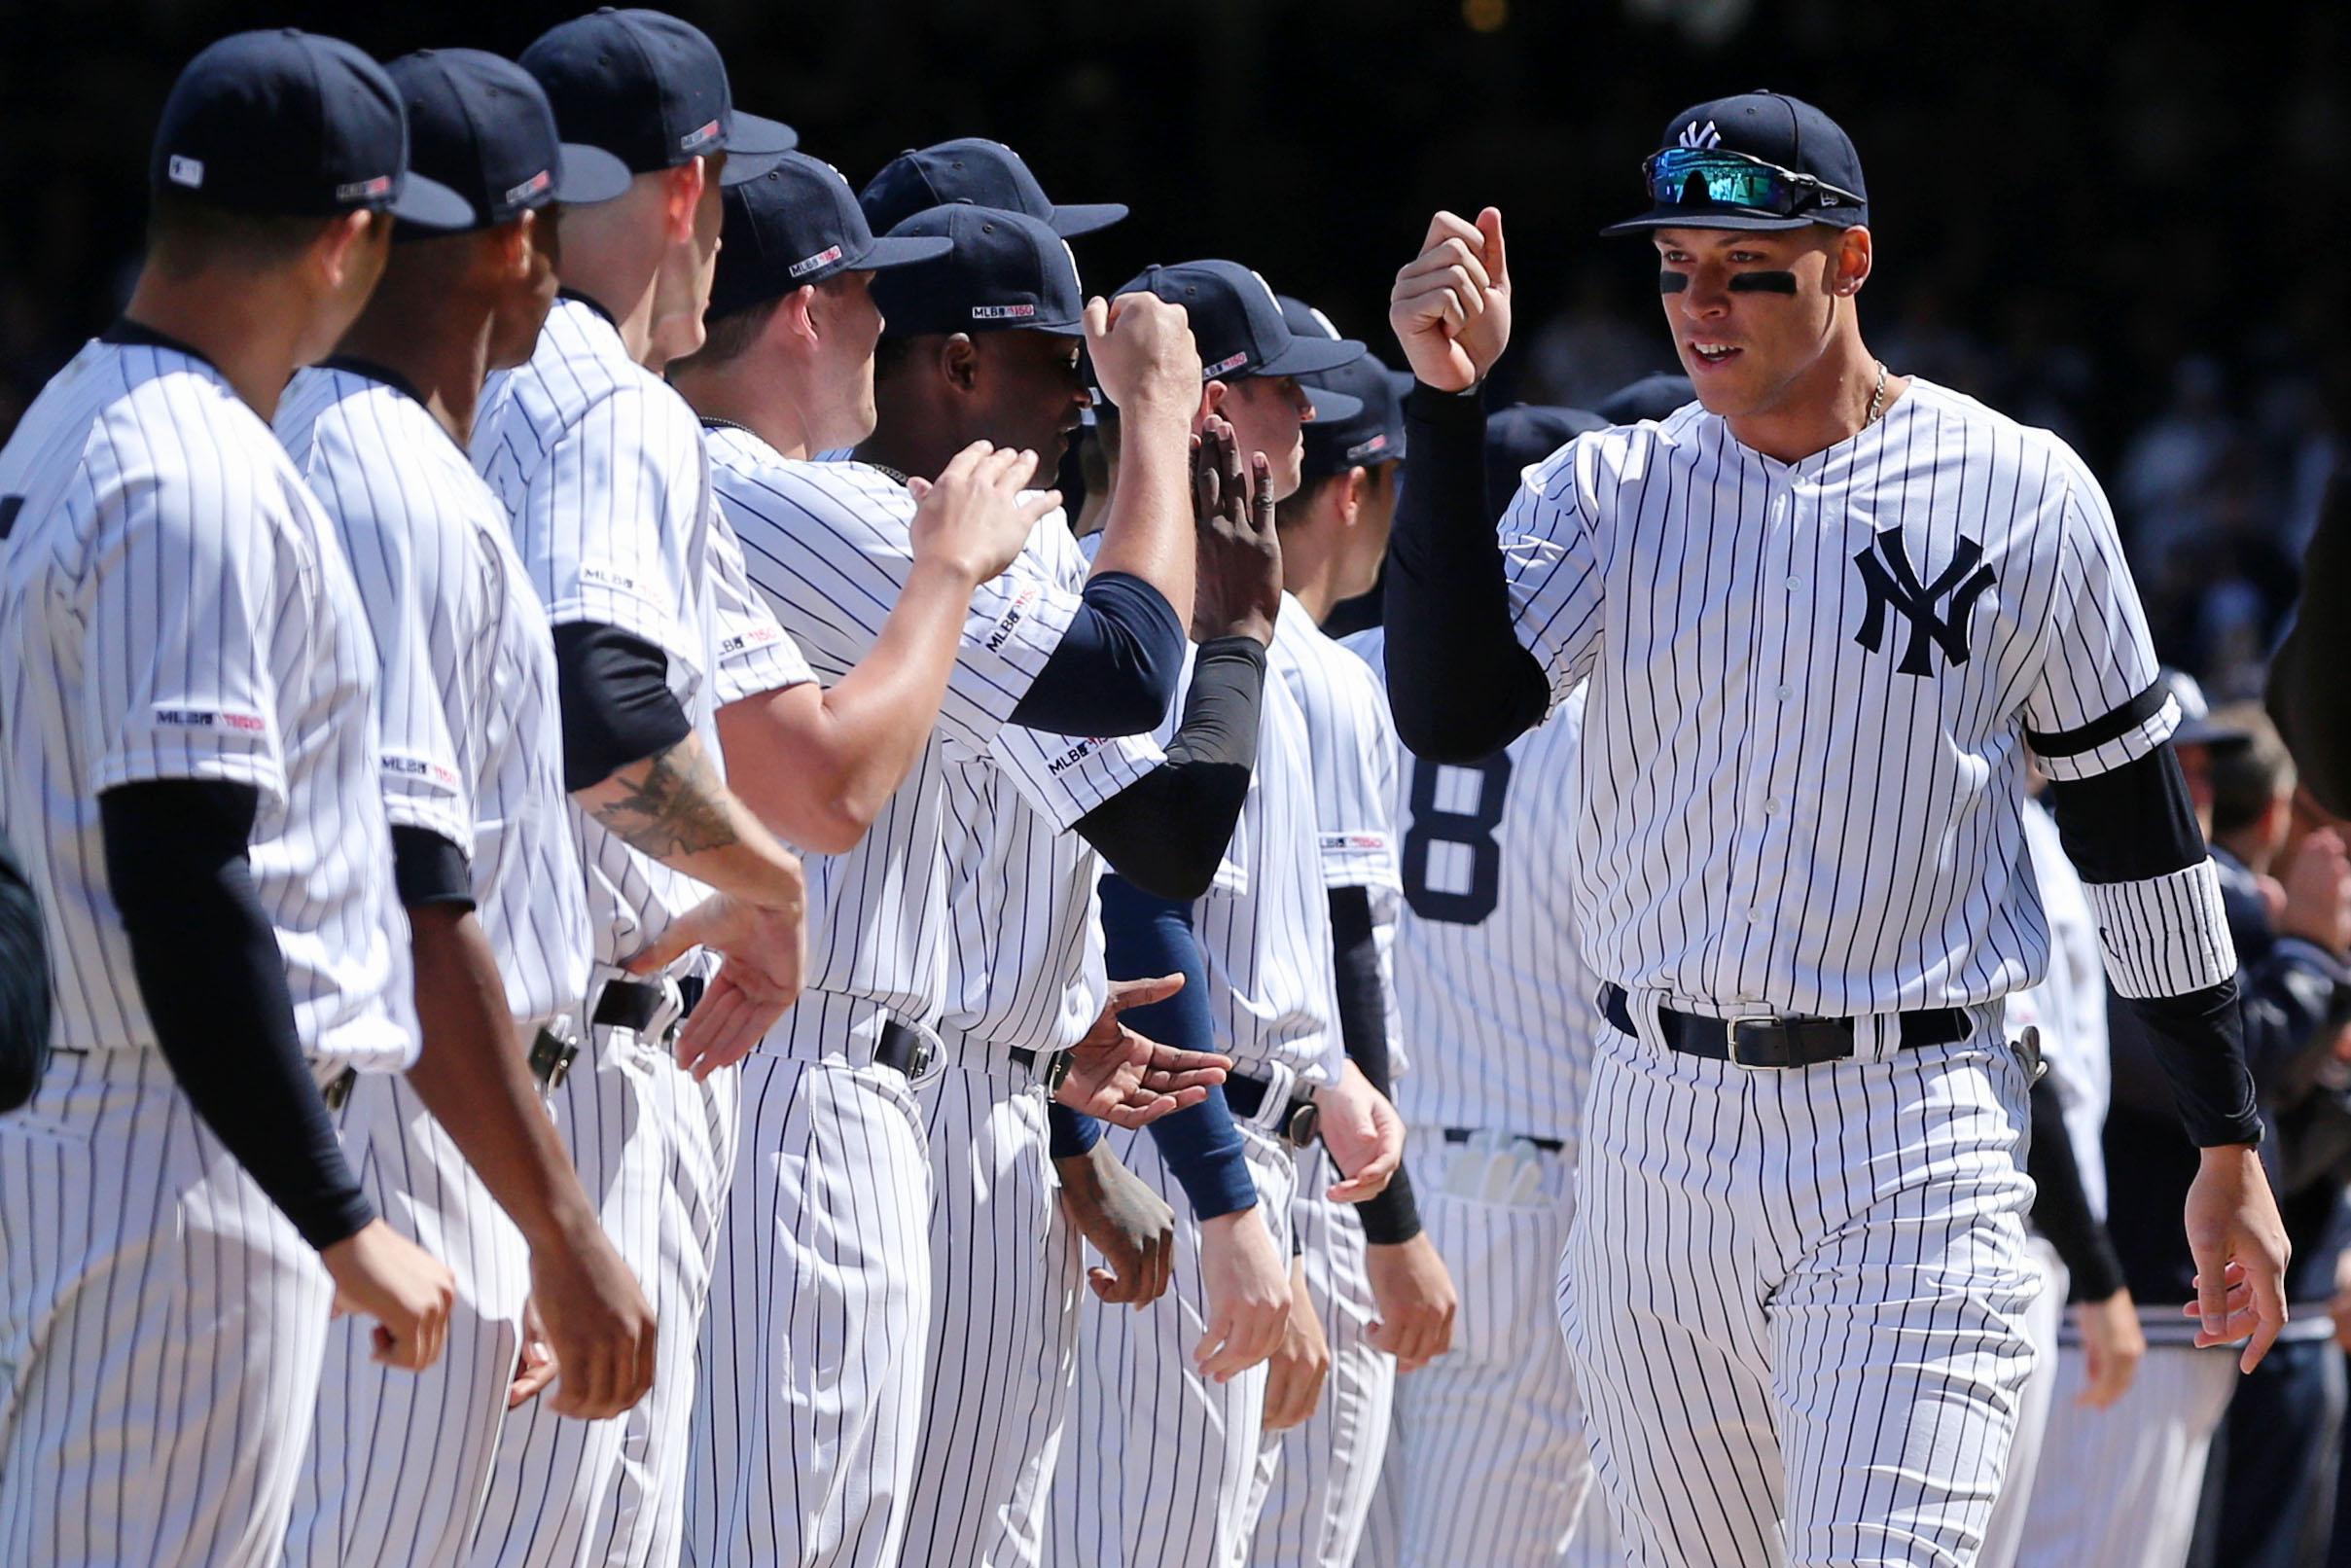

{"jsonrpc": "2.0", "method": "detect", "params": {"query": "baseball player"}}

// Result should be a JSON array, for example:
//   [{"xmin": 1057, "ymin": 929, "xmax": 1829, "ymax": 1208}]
[
  {"xmin": 1379, "ymin": 90, "xmax": 2287, "ymax": 1565},
  {"xmin": 1242, "ymin": 297, "xmax": 1457, "ymax": 1568},
  {"xmin": 1052, "ymin": 260, "xmax": 1408, "ymax": 1568},
  {"xmin": 678, "ymin": 195, "xmax": 1225, "ymax": 1568},
  {"xmin": 273, "ymin": 50, "xmax": 664, "ymax": 1568},
  {"xmin": 1343, "ymin": 404, "xmax": 1621, "ymax": 1568},
  {"xmin": 756, "ymin": 141, "xmax": 1283, "ymax": 1568},
  {"xmin": 459, "ymin": 13, "xmax": 808, "ymax": 1567},
  {"xmin": 0, "ymin": 31, "xmax": 461, "ymax": 1566}
]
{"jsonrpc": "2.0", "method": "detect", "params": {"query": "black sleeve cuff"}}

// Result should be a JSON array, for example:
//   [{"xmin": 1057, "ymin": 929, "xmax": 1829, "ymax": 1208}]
[
  {"xmin": 1073, "ymin": 634, "xmax": 1265, "ymax": 900},
  {"xmin": 1358, "ymin": 1163, "xmax": 1424, "ymax": 1245},
  {"xmin": 552, "ymin": 621, "xmax": 693, "ymax": 792},
  {"xmin": 390, "ymin": 825, "xmax": 474, "ymax": 909},
  {"xmin": 2124, "ymin": 977, "xmax": 2265, "ymax": 1148}
]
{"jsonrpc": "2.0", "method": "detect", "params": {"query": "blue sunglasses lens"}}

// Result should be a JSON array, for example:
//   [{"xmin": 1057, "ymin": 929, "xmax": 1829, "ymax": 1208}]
[{"xmin": 1645, "ymin": 149, "xmax": 1806, "ymax": 214}]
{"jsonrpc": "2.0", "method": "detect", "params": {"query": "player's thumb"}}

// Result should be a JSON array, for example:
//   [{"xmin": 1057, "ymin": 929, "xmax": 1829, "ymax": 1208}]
[
  {"xmin": 1478, "ymin": 206, "xmax": 1510, "ymax": 288},
  {"xmin": 623, "ymin": 908, "xmax": 710, "ymax": 977},
  {"xmin": 1111, "ymin": 973, "xmax": 1184, "ymax": 1012}
]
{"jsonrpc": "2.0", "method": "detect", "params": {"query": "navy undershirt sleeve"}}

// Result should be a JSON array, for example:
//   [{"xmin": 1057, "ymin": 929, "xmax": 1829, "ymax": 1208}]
[
  {"xmin": 552, "ymin": 622, "xmax": 693, "ymax": 792},
  {"xmin": 1098, "ymin": 873, "xmax": 1257, "ymax": 1219},
  {"xmin": 1075, "ymin": 635, "xmax": 1265, "ymax": 900},
  {"xmin": 1009, "ymin": 572, "xmax": 1185, "ymax": 738},
  {"xmin": 99, "ymin": 778, "xmax": 376, "ymax": 1250},
  {"xmin": 1383, "ymin": 383, "xmax": 1550, "ymax": 763},
  {"xmin": 2026, "ymin": 1075, "xmax": 2127, "ymax": 1302},
  {"xmin": 1047, "ymin": 1101, "xmax": 1104, "ymax": 1159},
  {"xmin": 1331, "ymin": 886, "xmax": 1421, "ymax": 1244}
]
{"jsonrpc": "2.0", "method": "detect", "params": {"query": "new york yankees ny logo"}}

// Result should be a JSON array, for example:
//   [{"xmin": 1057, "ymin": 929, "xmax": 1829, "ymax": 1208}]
[{"xmin": 1850, "ymin": 526, "xmax": 1997, "ymax": 676}]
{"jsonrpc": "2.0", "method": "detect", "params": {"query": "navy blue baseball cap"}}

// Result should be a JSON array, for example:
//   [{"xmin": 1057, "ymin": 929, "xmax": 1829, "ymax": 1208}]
[
  {"xmin": 1595, "ymin": 372, "xmax": 1697, "ymax": 425},
  {"xmin": 1279, "ymin": 297, "xmax": 1406, "ymax": 475},
  {"xmin": 859, "ymin": 139, "xmax": 1127, "ymax": 239},
  {"xmin": 1485, "ymin": 405, "xmax": 1607, "ymax": 522},
  {"xmin": 386, "ymin": 50, "xmax": 631, "ymax": 233},
  {"xmin": 871, "ymin": 205, "xmax": 1086, "ymax": 341},
  {"xmin": 519, "ymin": 9, "xmax": 795, "ymax": 188},
  {"xmin": 1602, "ymin": 90, "xmax": 1868, "ymax": 235},
  {"xmin": 150, "ymin": 29, "xmax": 471, "ymax": 227},
  {"xmin": 1120, "ymin": 262, "xmax": 1366, "ymax": 391},
  {"xmin": 709, "ymin": 154, "xmax": 954, "ymax": 321}
]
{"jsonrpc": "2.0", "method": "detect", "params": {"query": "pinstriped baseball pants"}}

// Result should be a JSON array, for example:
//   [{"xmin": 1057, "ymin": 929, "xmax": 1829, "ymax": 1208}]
[{"xmin": 1562, "ymin": 1013, "xmax": 2039, "ymax": 1568}]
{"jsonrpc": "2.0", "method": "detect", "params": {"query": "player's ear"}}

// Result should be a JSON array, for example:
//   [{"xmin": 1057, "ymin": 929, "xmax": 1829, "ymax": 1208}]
[
  {"xmin": 1341, "ymin": 464, "xmax": 1371, "ymax": 525},
  {"xmin": 783, "ymin": 285, "xmax": 821, "ymax": 348},
  {"xmin": 661, "ymin": 160, "xmax": 708, "ymax": 244},
  {"xmin": 492, "ymin": 213, "xmax": 535, "ymax": 281},
  {"xmin": 1200, "ymin": 379, "xmax": 1230, "ymax": 418},
  {"xmin": 308, "ymin": 209, "xmax": 378, "ymax": 289},
  {"xmin": 1831, "ymin": 226, "xmax": 1872, "ymax": 297},
  {"xmin": 942, "ymin": 333, "xmax": 980, "ymax": 394}
]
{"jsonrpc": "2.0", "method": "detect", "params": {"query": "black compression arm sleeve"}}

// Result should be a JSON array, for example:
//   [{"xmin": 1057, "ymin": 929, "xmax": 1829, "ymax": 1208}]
[
  {"xmin": 1383, "ymin": 383, "xmax": 1550, "ymax": 763},
  {"xmin": 2026, "ymin": 1075, "xmax": 2126, "ymax": 1302},
  {"xmin": 1009, "ymin": 572, "xmax": 1186, "ymax": 738},
  {"xmin": 1331, "ymin": 885, "xmax": 1421, "ymax": 1244},
  {"xmin": 100, "ymin": 779, "xmax": 375, "ymax": 1250},
  {"xmin": 1074, "ymin": 636, "xmax": 1266, "ymax": 900},
  {"xmin": 552, "ymin": 622, "xmax": 693, "ymax": 792},
  {"xmin": 2043, "ymin": 747, "xmax": 2263, "ymax": 1148}
]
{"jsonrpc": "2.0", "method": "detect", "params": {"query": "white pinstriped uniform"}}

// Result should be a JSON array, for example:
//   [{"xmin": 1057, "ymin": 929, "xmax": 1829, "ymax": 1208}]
[
  {"xmin": 466, "ymin": 297, "xmax": 811, "ymax": 1568},
  {"xmin": 1345, "ymin": 626, "xmax": 1611, "ymax": 1568},
  {"xmin": 275, "ymin": 364, "xmax": 595, "ymax": 1568},
  {"xmin": 1245, "ymin": 594, "xmax": 1404, "ymax": 1568},
  {"xmin": 1975, "ymin": 799, "xmax": 2108, "ymax": 1568},
  {"xmin": 0, "ymin": 331, "xmax": 414, "ymax": 1567},
  {"xmin": 903, "ymin": 519, "xmax": 1162, "ymax": 1568},
  {"xmin": 1498, "ymin": 380, "xmax": 2221, "ymax": 1565},
  {"xmin": 689, "ymin": 432, "xmax": 1108, "ymax": 1568},
  {"xmin": 1051, "ymin": 639, "xmax": 1342, "ymax": 1568}
]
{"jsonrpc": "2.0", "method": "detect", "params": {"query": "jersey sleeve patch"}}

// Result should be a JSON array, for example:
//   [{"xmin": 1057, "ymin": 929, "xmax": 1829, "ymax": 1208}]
[
  {"xmin": 1317, "ymin": 828, "xmax": 1402, "ymax": 892},
  {"xmin": 991, "ymin": 728, "xmax": 1160, "ymax": 833}
]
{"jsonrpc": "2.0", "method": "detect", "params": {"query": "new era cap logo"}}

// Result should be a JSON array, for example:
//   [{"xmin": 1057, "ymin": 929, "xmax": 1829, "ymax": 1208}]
[
  {"xmin": 1679, "ymin": 119, "xmax": 1722, "ymax": 149},
  {"xmin": 1204, "ymin": 350, "xmax": 1249, "ymax": 377},
  {"xmin": 788, "ymin": 244, "xmax": 844, "ymax": 278},
  {"xmin": 167, "ymin": 155, "xmax": 204, "ymax": 189},
  {"xmin": 681, "ymin": 119, "xmax": 723, "ymax": 153},
  {"xmin": 972, "ymin": 303, "xmax": 1037, "ymax": 320},
  {"xmin": 336, "ymin": 173, "xmax": 394, "ymax": 203},
  {"xmin": 504, "ymin": 169, "xmax": 553, "ymax": 207}
]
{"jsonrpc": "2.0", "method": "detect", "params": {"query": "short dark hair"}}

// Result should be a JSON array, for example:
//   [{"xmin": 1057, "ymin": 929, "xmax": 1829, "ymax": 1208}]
[
  {"xmin": 144, "ymin": 189, "xmax": 347, "ymax": 278},
  {"xmin": 1274, "ymin": 470, "xmax": 1343, "ymax": 531},
  {"xmin": 670, "ymin": 295, "xmax": 781, "ymax": 374},
  {"xmin": 2208, "ymin": 703, "xmax": 2296, "ymax": 838}
]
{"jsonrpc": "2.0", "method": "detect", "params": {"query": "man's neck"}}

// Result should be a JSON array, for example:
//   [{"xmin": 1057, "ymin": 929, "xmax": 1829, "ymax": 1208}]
[
  {"xmin": 121, "ymin": 270, "xmax": 309, "ymax": 422},
  {"xmin": 334, "ymin": 302, "xmax": 493, "ymax": 449},
  {"xmin": 854, "ymin": 413, "xmax": 961, "ymax": 484},
  {"xmin": 1722, "ymin": 335, "xmax": 1904, "ymax": 466},
  {"xmin": 676, "ymin": 367, "xmax": 824, "ymax": 461},
  {"xmin": 555, "ymin": 263, "xmax": 659, "ymax": 364}
]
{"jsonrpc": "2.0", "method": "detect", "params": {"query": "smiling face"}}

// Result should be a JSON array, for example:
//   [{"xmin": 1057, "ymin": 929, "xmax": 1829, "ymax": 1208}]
[{"xmin": 1654, "ymin": 225, "xmax": 1869, "ymax": 421}]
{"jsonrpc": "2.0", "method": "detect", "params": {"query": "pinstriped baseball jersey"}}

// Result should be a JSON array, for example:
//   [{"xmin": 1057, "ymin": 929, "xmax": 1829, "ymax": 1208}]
[
  {"xmin": 472, "ymin": 297, "xmax": 764, "ymax": 967},
  {"xmin": 705, "ymin": 425, "xmax": 1100, "ymax": 1031},
  {"xmin": 0, "ymin": 332, "xmax": 412, "ymax": 1071},
  {"xmin": 1345, "ymin": 626, "xmax": 1597, "ymax": 1146},
  {"xmin": 1501, "ymin": 376, "xmax": 2181, "ymax": 1017},
  {"xmin": 940, "ymin": 520, "xmax": 1161, "ymax": 1059},
  {"xmin": 1175, "ymin": 618, "xmax": 1344, "ymax": 1084},
  {"xmin": 277, "ymin": 365, "xmax": 592, "ymax": 1027},
  {"xmin": 2011, "ymin": 795, "xmax": 2111, "ymax": 1218}
]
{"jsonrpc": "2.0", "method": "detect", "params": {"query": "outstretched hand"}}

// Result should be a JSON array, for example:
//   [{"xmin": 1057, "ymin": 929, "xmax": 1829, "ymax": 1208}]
[
  {"xmin": 1054, "ymin": 975, "xmax": 1231, "ymax": 1127},
  {"xmin": 1389, "ymin": 207, "xmax": 1512, "ymax": 393}
]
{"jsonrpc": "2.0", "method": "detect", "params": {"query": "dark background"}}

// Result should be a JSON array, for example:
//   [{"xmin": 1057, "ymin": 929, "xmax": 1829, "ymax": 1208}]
[{"xmin": 0, "ymin": 0, "xmax": 2338, "ymax": 694}]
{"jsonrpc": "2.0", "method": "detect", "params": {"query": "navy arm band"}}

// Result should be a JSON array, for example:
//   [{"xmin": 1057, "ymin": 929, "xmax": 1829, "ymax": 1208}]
[
  {"xmin": 99, "ymin": 779, "xmax": 376, "ymax": 1250},
  {"xmin": 1009, "ymin": 571, "xmax": 1185, "ymax": 738},
  {"xmin": 1048, "ymin": 1102, "xmax": 1104, "ymax": 1159},
  {"xmin": 552, "ymin": 622, "xmax": 693, "ymax": 793},
  {"xmin": 390, "ymin": 825, "xmax": 473, "ymax": 909},
  {"xmin": 1075, "ymin": 636, "xmax": 1265, "ymax": 901},
  {"xmin": 1331, "ymin": 886, "xmax": 1421, "ymax": 1244},
  {"xmin": 1383, "ymin": 382, "xmax": 1550, "ymax": 763},
  {"xmin": 1099, "ymin": 873, "xmax": 1257, "ymax": 1219}
]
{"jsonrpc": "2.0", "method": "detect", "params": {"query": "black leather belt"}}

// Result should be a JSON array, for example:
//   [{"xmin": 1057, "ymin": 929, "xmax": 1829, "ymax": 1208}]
[
  {"xmin": 1598, "ymin": 982, "xmax": 1969, "ymax": 1069},
  {"xmin": 876, "ymin": 1019, "xmax": 937, "ymax": 1081},
  {"xmin": 1225, "ymin": 1073, "xmax": 1320, "ymax": 1148},
  {"xmin": 591, "ymin": 975, "xmax": 705, "ymax": 1035},
  {"xmin": 1443, "ymin": 1126, "xmax": 1565, "ymax": 1153},
  {"xmin": 1008, "ymin": 1045, "xmax": 1074, "ymax": 1092}
]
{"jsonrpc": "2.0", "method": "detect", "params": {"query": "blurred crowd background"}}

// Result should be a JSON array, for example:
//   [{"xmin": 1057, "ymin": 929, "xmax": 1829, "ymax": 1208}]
[{"xmin": 1, "ymin": 0, "xmax": 2342, "ymax": 708}]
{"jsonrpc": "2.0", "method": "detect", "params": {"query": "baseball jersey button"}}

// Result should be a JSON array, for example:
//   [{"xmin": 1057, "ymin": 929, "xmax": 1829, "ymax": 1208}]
[
  {"xmin": 1776, "ymin": 683, "xmax": 1795, "ymax": 700},
  {"xmin": 1785, "ymin": 574, "xmax": 1803, "ymax": 590}
]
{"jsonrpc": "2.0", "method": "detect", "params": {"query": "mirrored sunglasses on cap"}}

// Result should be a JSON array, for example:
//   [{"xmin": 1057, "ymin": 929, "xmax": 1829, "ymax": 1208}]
[{"xmin": 1641, "ymin": 147, "xmax": 1861, "ymax": 218}]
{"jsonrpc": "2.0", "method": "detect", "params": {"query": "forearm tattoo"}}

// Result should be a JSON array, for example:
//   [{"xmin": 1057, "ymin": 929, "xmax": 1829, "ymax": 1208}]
[{"xmin": 588, "ymin": 736, "xmax": 739, "ymax": 860}]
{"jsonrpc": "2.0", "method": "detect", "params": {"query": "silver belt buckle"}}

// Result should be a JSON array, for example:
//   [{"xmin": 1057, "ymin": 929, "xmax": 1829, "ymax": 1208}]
[{"xmin": 1725, "ymin": 1016, "xmax": 1783, "ymax": 1071}]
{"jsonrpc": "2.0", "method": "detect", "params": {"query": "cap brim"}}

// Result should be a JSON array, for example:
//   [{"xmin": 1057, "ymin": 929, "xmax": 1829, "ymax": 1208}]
[
  {"xmin": 853, "ymin": 234, "xmax": 955, "ymax": 272},
  {"xmin": 553, "ymin": 142, "xmax": 634, "ymax": 207},
  {"xmin": 1599, "ymin": 205, "xmax": 1843, "ymax": 236},
  {"xmin": 1045, "ymin": 202, "xmax": 1128, "ymax": 237},
  {"xmin": 389, "ymin": 171, "xmax": 479, "ymax": 230},
  {"xmin": 1300, "ymin": 385, "xmax": 1365, "ymax": 423},
  {"xmin": 1258, "ymin": 334, "xmax": 1368, "ymax": 378},
  {"xmin": 726, "ymin": 109, "xmax": 800, "ymax": 157}
]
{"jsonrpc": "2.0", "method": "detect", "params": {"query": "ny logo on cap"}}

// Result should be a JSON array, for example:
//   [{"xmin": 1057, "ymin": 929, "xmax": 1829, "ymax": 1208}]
[
  {"xmin": 1851, "ymin": 527, "xmax": 1997, "ymax": 677},
  {"xmin": 1679, "ymin": 120, "xmax": 1722, "ymax": 149}
]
